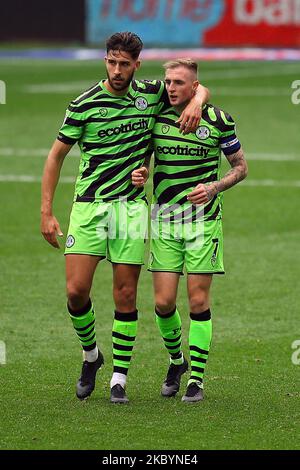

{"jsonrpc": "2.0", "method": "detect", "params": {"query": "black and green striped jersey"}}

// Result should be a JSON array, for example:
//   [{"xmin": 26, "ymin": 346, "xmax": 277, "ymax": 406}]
[
  {"xmin": 152, "ymin": 104, "xmax": 241, "ymax": 222},
  {"xmin": 58, "ymin": 79, "xmax": 168, "ymax": 202}
]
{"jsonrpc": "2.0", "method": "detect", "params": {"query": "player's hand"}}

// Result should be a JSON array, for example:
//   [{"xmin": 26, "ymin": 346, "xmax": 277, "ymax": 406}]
[
  {"xmin": 131, "ymin": 167, "xmax": 149, "ymax": 187},
  {"xmin": 187, "ymin": 183, "xmax": 217, "ymax": 205},
  {"xmin": 41, "ymin": 214, "xmax": 63, "ymax": 249},
  {"xmin": 177, "ymin": 101, "xmax": 202, "ymax": 134}
]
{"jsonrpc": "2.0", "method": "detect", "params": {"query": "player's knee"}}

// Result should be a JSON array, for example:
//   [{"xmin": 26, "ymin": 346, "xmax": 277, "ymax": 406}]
[
  {"xmin": 189, "ymin": 295, "xmax": 208, "ymax": 314},
  {"xmin": 155, "ymin": 297, "xmax": 176, "ymax": 315},
  {"xmin": 67, "ymin": 283, "xmax": 90, "ymax": 310},
  {"xmin": 114, "ymin": 284, "xmax": 136, "ymax": 307}
]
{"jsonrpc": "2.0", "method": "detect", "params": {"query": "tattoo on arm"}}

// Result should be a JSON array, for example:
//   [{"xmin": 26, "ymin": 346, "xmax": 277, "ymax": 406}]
[{"xmin": 214, "ymin": 148, "xmax": 248, "ymax": 194}]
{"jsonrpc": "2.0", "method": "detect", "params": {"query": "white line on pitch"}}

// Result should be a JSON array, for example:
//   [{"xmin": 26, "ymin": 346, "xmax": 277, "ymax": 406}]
[
  {"xmin": 0, "ymin": 174, "xmax": 75, "ymax": 183},
  {"xmin": 200, "ymin": 64, "xmax": 300, "ymax": 81},
  {"xmin": 0, "ymin": 149, "xmax": 299, "ymax": 162},
  {"xmin": 246, "ymin": 154, "xmax": 300, "ymax": 161},
  {"xmin": 242, "ymin": 179, "xmax": 300, "ymax": 187},
  {"xmin": 0, "ymin": 148, "xmax": 80, "ymax": 157},
  {"xmin": 1, "ymin": 175, "xmax": 300, "ymax": 187},
  {"xmin": 212, "ymin": 87, "xmax": 290, "ymax": 96},
  {"xmin": 20, "ymin": 64, "xmax": 300, "ymax": 94},
  {"xmin": 24, "ymin": 81, "xmax": 95, "ymax": 94}
]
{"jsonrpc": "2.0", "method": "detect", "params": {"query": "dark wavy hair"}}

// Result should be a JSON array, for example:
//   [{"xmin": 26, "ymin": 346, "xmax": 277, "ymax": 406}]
[{"xmin": 106, "ymin": 32, "xmax": 143, "ymax": 60}]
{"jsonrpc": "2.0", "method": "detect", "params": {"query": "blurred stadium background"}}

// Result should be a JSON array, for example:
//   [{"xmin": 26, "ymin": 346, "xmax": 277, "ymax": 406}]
[{"xmin": 0, "ymin": 0, "xmax": 300, "ymax": 451}]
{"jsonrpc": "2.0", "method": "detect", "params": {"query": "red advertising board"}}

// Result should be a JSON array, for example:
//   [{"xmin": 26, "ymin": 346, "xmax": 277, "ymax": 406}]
[
  {"xmin": 87, "ymin": 0, "xmax": 300, "ymax": 47},
  {"xmin": 205, "ymin": 0, "xmax": 300, "ymax": 46}
]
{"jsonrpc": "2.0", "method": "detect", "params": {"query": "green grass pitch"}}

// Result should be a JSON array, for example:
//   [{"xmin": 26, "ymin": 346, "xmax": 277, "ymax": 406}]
[{"xmin": 0, "ymin": 59, "xmax": 299, "ymax": 450}]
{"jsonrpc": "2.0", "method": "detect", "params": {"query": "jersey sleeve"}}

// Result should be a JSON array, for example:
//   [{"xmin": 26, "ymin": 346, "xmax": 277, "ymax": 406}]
[
  {"xmin": 143, "ymin": 79, "xmax": 169, "ymax": 113},
  {"xmin": 219, "ymin": 112, "xmax": 241, "ymax": 156},
  {"xmin": 57, "ymin": 102, "xmax": 86, "ymax": 145},
  {"xmin": 158, "ymin": 81, "xmax": 170, "ymax": 112}
]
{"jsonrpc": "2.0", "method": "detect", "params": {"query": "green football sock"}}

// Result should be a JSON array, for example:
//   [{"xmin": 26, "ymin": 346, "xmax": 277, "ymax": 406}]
[
  {"xmin": 155, "ymin": 307, "xmax": 183, "ymax": 365},
  {"xmin": 112, "ymin": 310, "xmax": 138, "ymax": 376},
  {"xmin": 68, "ymin": 298, "xmax": 96, "ymax": 351},
  {"xmin": 188, "ymin": 309, "xmax": 212, "ymax": 388}
]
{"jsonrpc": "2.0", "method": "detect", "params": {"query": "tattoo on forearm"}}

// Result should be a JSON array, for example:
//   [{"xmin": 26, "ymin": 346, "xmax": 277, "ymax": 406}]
[
  {"xmin": 215, "ymin": 148, "xmax": 247, "ymax": 194},
  {"xmin": 205, "ymin": 186, "xmax": 216, "ymax": 201}
]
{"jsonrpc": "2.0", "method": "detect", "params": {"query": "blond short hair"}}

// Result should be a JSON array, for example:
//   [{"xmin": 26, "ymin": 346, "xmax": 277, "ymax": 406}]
[{"xmin": 163, "ymin": 59, "xmax": 198, "ymax": 76}]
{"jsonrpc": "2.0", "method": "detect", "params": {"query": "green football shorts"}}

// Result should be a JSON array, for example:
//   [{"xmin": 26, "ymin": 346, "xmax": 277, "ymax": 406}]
[
  {"xmin": 148, "ymin": 218, "xmax": 224, "ymax": 274},
  {"xmin": 64, "ymin": 200, "xmax": 148, "ymax": 265}
]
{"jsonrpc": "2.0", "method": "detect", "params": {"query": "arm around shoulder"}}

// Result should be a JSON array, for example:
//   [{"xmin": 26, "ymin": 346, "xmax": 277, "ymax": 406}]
[{"xmin": 195, "ymin": 83, "xmax": 211, "ymax": 106}]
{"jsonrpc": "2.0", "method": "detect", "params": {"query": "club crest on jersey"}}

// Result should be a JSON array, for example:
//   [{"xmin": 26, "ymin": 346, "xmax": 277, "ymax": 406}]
[
  {"xmin": 196, "ymin": 126, "xmax": 210, "ymax": 140},
  {"xmin": 135, "ymin": 97, "xmax": 148, "ymax": 111},
  {"xmin": 162, "ymin": 125, "xmax": 170, "ymax": 134},
  {"xmin": 99, "ymin": 108, "xmax": 108, "ymax": 117},
  {"xmin": 66, "ymin": 235, "xmax": 75, "ymax": 248}
]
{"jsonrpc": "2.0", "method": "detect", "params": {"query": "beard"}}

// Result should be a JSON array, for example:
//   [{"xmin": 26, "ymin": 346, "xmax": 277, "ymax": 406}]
[{"xmin": 107, "ymin": 70, "xmax": 135, "ymax": 92}]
